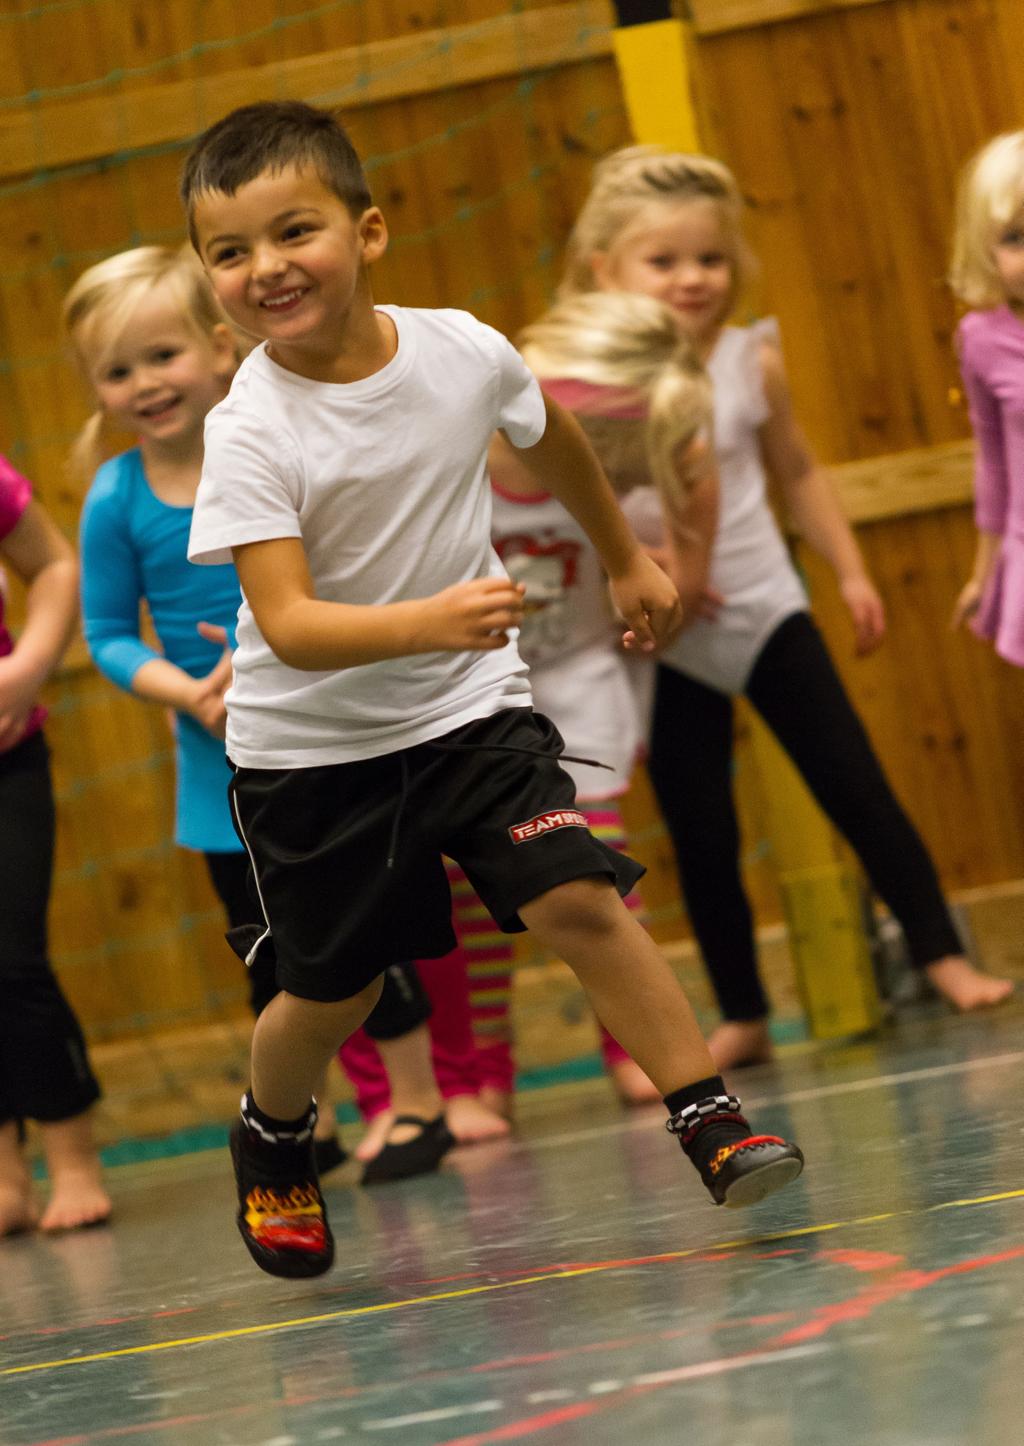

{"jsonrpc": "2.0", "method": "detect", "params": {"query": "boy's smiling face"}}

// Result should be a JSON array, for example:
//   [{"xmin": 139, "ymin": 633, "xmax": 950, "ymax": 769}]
[{"xmin": 193, "ymin": 164, "xmax": 387, "ymax": 366}]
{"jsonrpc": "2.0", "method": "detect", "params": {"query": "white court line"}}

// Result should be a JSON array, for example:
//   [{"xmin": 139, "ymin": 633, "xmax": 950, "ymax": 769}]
[
  {"xmin": 359, "ymin": 1344, "xmax": 829, "ymax": 1439},
  {"xmin": 362, "ymin": 1400, "xmax": 503, "ymax": 1430},
  {"xmin": 525, "ymin": 1048, "xmax": 1024, "ymax": 1154},
  {"xmin": 630, "ymin": 1340, "xmax": 828, "ymax": 1387}
]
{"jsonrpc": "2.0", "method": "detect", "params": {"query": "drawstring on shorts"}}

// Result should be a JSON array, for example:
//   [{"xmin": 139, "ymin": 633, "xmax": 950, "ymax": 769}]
[{"xmin": 383, "ymin": 736, "xmax": 611, "ymax": 870}]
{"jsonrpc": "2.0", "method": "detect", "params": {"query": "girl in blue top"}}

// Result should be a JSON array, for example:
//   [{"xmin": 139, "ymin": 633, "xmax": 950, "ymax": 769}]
[{"xmin": 67, "ymin": 247, "xmax": 254, "ymax": 954}]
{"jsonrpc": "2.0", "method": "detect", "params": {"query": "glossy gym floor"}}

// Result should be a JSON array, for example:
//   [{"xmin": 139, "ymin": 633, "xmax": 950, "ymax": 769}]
[{"xmin": 3, "ymin": 1005, "xmax": 1024, "ymax": 1446}]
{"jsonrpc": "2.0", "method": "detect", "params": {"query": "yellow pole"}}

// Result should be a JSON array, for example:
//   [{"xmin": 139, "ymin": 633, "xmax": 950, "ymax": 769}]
[{"xmin": 609, "ymin": 2, "xmax": 880, "ymax": 1039}]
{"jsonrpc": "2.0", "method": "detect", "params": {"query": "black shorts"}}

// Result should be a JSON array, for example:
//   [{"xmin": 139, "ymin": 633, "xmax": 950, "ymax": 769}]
[{"xmin": 228, "ymin": 707, "xmax": 644, "ymax": 1003}]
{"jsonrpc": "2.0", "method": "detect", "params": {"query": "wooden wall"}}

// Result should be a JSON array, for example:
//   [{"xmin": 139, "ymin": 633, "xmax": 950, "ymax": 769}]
[{"xmin": 0, "ymin": 0, "xmax": 1021, "ymax": 1041}]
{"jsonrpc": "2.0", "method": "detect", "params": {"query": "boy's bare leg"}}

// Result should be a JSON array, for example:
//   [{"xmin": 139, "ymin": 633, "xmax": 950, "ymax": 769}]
[
  {"xmin": 519, "ymin": 877, "xmax": 715, "ymax": 1093},
  {"xmin": 38, "ymin": 1111, "xmax": 112, "ymax": 1233},
  {"xmin": 520, "ymin": 877, "xmax": 803, "ymax": 1208},
  {"xmin": 0, "ymin": 1120, "xmax": 38, "ymax": 1236},
  {"xmin": 234, "ymin": 980, "xmax": 384, "ymax": 1276},
  {"xmin": 251, "ymin": 980, "xmax": 383, "ymax": 1121}
]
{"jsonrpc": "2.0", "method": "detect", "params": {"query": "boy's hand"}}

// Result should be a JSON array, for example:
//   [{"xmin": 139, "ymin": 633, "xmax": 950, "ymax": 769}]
[
  {"xmin": 416, "ymin": 578, "xmax": 526, "ymax": 652},
  {"xmin": 610, "ymin": 551, "xmax": 683, "ymax": 652},
  {"xmin": 645, "ymin": 544, "xmax": 724, "ymax": 626}
]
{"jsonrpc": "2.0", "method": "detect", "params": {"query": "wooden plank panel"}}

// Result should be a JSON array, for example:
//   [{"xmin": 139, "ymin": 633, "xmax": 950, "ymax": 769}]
[
  {"xmin": 690, "ymin": 26, "xmax": 852, "ymax": 460},
  {"xmin": 691, "ymin": 0, "xmax": 890, "ymax": 34},
  {"xmin": 0, "ymin": 1, "xmax": 616, "ymax": 178},
  {"xmin": 833, "ymin": 441, "xmax": 972, "ymax": 523}
]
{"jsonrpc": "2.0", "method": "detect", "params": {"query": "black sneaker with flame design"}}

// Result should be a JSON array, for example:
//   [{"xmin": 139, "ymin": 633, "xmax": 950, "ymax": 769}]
[
  {"xmin": 666, "ymin": 1093, "xmax": 804, "ymax": 1208},
  {"xmin": 229, "ymin": 1112, "xmax": 335, "ymax": 1278}
]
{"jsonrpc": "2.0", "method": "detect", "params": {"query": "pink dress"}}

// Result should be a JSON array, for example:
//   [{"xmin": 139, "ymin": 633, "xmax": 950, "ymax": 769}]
[
  {"xmin": 958, "ymin": 305, "xmax": 1024, "ymax": 667},
  {"xmin": 0, "ymin": 455, "xmax": 46, "ymax": 749}
]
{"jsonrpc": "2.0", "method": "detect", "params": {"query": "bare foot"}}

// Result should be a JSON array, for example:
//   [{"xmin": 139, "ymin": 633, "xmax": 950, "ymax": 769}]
[
  {"xmin": 925, "ymin": 956, "xmax": 1016, "ymax": 1012},
  {"xmin": 707, "ymin": 1019, "xmax": 774, "ymax": 1072},
  {"xmin": 355, "ymin": 1110, "xmax": 394, "ymax": 1163},
  {"xmin": 40, "ymin": 1172, "xmax": 112, "ymax": 1233},
  {"xmin": 478, "ymin": 1086, "xmax": 513, "ymax": 1120},
  {"xmin": 607, "ymin": 1057, "xmax": 662, "ymax": 1105},
  {"xmin": 0, "ymin": 1122, "xmax": 38, "ymax": 1237},
  {"xmin": 38, "ymin": 1113, "xmax": 112, "ymax": 1234},
  {"xmin": 445, "ymin": 1094, "xmax": 512, "ymax": 1144}
]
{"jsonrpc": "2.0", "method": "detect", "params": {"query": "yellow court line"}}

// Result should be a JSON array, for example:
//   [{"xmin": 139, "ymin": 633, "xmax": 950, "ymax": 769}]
[{"xmin": 5, "ymin": 1186, "xmax": 1024, "ymax": 1378}]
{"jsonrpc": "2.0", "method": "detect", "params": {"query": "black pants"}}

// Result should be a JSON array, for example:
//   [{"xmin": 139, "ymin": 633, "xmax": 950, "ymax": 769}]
[
  {"xmin": 0, "ymin": 731, "xmax": 101, "ymax": 1125},
  {"xmin": 204, "ymin": 849, "xmax": 430, "ymax": 1038},
  {"xmin": 648, "ymin": 612, "xmax": 961, "ymax": 1021}
]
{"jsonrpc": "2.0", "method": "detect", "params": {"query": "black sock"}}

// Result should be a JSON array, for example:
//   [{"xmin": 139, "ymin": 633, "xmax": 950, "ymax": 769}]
[
  {"xmin": 663, "ymin": 1075, "xmax": 750, "ymax": 1175},
  {"xmin": 241, "ymin": 1091, "xmax": 316, "ymax": 1146}
]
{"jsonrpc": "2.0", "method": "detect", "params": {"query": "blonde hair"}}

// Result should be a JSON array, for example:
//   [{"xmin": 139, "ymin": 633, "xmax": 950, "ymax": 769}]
[
  {"xmin": 520, "ymin": 290, "xmax": 712, "ymax": 516},
  {"xmin": 63, "ymin": 245, "xmax": 234, "ymax": 480},
  {"xmin": 559, "ymin": 144, "xmax": 753, "ymax": 312},
  {"xmin": 950, "ymin": 131, "xmax": 1024, "ymax": 308}
]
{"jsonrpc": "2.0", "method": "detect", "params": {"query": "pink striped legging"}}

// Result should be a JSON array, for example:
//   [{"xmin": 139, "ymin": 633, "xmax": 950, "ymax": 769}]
[{"xmin": 338, "ymin": 802, "xmax": 643, "ymax": 1121}]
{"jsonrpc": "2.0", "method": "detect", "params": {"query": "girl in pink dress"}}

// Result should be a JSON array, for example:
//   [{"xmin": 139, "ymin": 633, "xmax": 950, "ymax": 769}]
[{"xmin": 951, "ymin": 130, "xmax": 1024, "ymax": 668}]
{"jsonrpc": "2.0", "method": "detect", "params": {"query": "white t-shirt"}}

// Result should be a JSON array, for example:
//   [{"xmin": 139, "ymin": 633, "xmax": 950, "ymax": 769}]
[
  {"xmin": 491, "ymin": 483, "xmax": 650, "ymax": 798},
  {"xmin": 188, "ymin": 306, "xmax": 547, "ymax": 767}
]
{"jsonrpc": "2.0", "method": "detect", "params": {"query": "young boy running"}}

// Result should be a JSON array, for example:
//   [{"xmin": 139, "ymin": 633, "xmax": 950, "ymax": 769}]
[{"xmin": 183, "ymin": 101, "xmax": 804, "ymax": 1279}]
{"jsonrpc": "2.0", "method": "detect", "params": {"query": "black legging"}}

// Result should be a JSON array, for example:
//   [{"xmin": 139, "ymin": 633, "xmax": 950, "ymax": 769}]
[
  {"xmin": 648, "ymin": 612, "xmax": 961, "ymax": 1021},
  {"xmin": 204, "ymin": 849, "xmax": 430, "ymax": 1037},
  {"xmin": 0, "ymin": 731, "xmax": 101, "ymax": 1125}
]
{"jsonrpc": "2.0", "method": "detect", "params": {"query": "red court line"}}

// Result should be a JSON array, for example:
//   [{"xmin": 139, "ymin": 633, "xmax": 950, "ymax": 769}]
[{"xmin": 772, "ymin": 1245, "xmax": 1024, "ymax": 1347}]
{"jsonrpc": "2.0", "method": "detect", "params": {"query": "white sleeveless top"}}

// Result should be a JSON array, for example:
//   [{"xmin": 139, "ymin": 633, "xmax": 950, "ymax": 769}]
[
  {"xmin": 620, "ymin": 319, "xmax": 807, "ymax": 695},
  {"xmin": 491, "ymin": 484, "xmax": 649, "ymax": 798}
]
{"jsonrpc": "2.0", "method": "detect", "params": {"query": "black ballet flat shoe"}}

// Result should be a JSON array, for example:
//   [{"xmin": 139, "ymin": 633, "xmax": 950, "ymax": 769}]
[
  {"xmin": 361, "ymin": 1114, "xmax": 455, "ymax": 1187},
  {"xmin": 313, "ymin": 1134, "xmax": 348, "ymax": 1177},
  {"xmin": 230, "ymin": 1118, "xmax": 335, "ymax": 1278},
  {"xmin": 700, "ymin": 1134, "xmax": 805, "ymax": 1208}
]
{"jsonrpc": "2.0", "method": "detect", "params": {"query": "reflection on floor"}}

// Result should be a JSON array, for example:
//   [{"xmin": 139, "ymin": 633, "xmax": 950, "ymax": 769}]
[{"xmin": 4, "ymin": 1005, "xmax": 1024, "ymax": 1446}]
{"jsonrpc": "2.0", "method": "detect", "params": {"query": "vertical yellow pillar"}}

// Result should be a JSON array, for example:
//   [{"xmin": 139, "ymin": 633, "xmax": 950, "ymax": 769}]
[{"xmin": 609, "ymin": 1, "xmax": 879, "ymax": 1038}]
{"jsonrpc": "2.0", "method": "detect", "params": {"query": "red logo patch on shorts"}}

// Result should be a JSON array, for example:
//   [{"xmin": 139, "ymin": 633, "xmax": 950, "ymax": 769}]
[{"xmin": 509, "ymin": 809, "xmax": 587, "ymax": 844}]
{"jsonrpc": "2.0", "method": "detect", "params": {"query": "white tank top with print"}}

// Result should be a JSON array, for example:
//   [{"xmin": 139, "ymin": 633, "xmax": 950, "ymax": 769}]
[{"xmin": 491, "ymin": 484, "xmax": 649, "ymax": 798}]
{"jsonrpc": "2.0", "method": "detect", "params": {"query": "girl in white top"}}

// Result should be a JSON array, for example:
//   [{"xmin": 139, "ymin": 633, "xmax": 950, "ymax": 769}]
[{"xmin": 547, "ymin": 146, "xmax": 1012, "ymax": 1069}]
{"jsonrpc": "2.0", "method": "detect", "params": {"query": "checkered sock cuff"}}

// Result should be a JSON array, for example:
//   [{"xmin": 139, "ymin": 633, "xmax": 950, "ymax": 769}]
[
  {"xmin": 240, "ymin": 1091, "xmax": 316, "ymax": 1146},
  {"xmin": 665, "ymin": 1094, "xmax": 743, "ymax": 1139}
]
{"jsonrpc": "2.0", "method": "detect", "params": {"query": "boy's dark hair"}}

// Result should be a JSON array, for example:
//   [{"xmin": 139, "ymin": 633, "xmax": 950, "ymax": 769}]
[{"xmin": 181, "ymin": 101, "xmax": 372, "ymax": 239}]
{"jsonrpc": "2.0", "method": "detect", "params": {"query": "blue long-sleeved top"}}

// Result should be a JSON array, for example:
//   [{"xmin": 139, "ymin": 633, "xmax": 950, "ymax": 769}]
[{"xmin": 79, "ymin": 448, "xmax": 243, "ymax": 851}]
